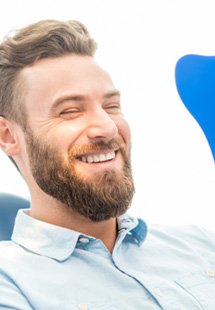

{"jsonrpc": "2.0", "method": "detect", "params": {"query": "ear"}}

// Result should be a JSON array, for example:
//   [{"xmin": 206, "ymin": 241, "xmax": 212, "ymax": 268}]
[{"xmin": 0, "ymin": 117, "xmax": 20, "ymax": 156}]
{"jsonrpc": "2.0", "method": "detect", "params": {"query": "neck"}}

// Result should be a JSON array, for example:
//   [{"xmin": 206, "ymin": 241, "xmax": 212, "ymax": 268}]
[{"xmin": 29, "ymin": 192, "xmax": 118, "ymax": 253}]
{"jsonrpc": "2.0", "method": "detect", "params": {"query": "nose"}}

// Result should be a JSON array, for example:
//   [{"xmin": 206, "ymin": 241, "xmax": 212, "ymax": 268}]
[{"xmin": 85, "ymin": 109, "xmax": 118, "ymax": 143}]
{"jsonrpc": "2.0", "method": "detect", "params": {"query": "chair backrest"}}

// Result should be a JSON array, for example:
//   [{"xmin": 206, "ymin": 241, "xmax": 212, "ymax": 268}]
[
  {"xmin": 175, "ymin": 54, "xmax": 215, "ymax": 161},
  {"xmin": 0, "ymin": 193, "xmax": 30, "ymax": 241}
]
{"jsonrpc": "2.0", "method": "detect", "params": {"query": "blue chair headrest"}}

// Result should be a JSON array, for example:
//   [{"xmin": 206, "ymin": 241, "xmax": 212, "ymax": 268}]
[
  {"xmin": 175, "ymin": 54, "xmax": 215, "ymax": 161},
  {"xmin": 0, "ymin": 193, "xmax": 29, "ymax": 240}
]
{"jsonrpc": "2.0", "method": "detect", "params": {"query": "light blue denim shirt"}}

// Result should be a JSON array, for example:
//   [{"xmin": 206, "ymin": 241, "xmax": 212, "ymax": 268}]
[{"xmin": 0, "ymin": 209, "xmax": 215, "ymax": 309}]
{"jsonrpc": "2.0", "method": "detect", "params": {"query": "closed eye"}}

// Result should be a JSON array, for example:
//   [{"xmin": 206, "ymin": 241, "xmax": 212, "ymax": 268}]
[
  {"xmin": 60, "ymin": 109, "xmax": 80, "ymax": 114},
  {"xmin": 104, "ymin": 103, "xmax": 121, "ymax": 112},
  {"xmin": 59, "ymin": 109, "xmax": 81, "ymax": 119}
]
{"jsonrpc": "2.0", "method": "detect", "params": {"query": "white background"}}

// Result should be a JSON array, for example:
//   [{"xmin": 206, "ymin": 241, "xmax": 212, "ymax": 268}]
[{"xmin": 0, "ymin": 0, "xmax": 214, "ymax": 227}]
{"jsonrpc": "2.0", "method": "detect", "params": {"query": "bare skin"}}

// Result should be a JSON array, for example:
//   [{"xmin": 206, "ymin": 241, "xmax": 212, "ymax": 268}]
[{"xmin": 0, "ymin": 55, "xmax": 131, "ymax": 252}]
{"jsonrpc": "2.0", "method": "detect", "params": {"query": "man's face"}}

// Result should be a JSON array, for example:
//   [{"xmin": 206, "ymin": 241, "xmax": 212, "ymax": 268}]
[{"xmin": 20, "ymin": 55, "xmax": 134, "ymax": 221}]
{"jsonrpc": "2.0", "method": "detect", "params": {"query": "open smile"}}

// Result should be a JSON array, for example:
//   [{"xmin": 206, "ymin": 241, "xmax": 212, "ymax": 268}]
[
  {"xmin": 74, "ymin": 149, "xmax": 122, "ymax": 172},
  {"xmin": 77, "ymin": 150, "xmax": 116, "ymax": 164}
]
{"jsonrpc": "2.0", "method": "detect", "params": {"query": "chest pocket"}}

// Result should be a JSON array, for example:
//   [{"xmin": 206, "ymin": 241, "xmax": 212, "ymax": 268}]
[{"xmin": 175, "ymin": 269, "xmax": 215, "ymax": 310}]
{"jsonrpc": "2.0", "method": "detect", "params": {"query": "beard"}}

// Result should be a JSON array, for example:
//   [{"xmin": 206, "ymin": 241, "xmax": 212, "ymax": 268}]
[{"xmin": 24, "ymin": 129, "xmax": 135, "ymax": 222}]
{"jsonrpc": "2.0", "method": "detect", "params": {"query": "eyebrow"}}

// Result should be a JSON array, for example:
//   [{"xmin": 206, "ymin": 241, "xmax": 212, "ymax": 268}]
[
  {"xmin": 103, "ymin": 90, "xmax": 121, "ymax": 99},
  {"xmin": 50, "ymin": 89, "xmax": 121, "ymax": 112}
]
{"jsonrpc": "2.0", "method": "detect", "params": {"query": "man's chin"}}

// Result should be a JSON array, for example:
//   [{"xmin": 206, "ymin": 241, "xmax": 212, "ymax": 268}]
[{"xmin": 74, "ymin": 167, "xmax": 122, "ymax": 186}]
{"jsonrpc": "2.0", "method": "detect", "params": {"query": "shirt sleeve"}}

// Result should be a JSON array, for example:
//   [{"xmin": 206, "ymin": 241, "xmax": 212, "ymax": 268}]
[{"xmin": 0, "ymin": 271, "xmax": 33, "ymax": 310}]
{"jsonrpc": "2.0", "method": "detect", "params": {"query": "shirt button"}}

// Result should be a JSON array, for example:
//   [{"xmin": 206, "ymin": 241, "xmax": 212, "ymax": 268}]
[
  {"xmin": 153, "ymin": 287, "xmax": 162, "ymax": 297},
  {"xmin": 79, "ymin": 237, "xmax": 90, "ymax": 244},
  {"xmin": 78, "ymin": 304, "xmax": 88, "ymax": 310},
  {"xmin": 207, "ymin": 268, "xmax": 215, "ymax": 277}
]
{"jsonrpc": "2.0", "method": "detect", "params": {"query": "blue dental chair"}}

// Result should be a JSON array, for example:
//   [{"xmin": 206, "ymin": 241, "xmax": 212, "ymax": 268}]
[
  {"xmin": 175, "ymin": 54, "xmax": 215, "ymax": 161},
  {"xmin": 0, "ymin": 193, "xmax": 30, "ymax": 241}
]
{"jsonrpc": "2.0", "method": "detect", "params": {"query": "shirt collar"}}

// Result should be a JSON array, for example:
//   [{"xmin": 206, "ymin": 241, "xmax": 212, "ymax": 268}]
[
  {"xmin": 12, "ymin": 209, "xmax": 80, "ymax": 261},
  {"xmin": 117, "ymin": 213, "xmax": 148, "ymax": 245},
  {"xmin": 12, "ymin": 209, "xmax": 147, "ymax": 262}
]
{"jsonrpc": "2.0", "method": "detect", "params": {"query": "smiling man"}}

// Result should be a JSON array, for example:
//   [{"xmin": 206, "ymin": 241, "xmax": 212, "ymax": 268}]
[
  {"xmin": 19, "ymin": 54, "xmax": 134, "ymax": 230},
  {"xmin": 0, "ymin": 20, "xmax": 215, "ymax": 309}
]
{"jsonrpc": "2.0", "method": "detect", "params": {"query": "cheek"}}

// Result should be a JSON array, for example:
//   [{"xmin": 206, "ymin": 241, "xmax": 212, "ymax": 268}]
[
  {"xmin": 34, "ymin": 122, "xmax": 85, "ymax": 165},
  {"xmin": 115, "ymin": 117, "xmax": 131, "ymax": 146},
  {"xmin": 47, "ymin": 122, "xmax": 85, "ymax": 150}
]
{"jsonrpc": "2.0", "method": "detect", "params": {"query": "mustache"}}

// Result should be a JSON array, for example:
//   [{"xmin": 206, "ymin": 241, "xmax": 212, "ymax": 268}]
[{"xmin": 68, "ymin": 137, "xmax": 126, "ymax": 159}]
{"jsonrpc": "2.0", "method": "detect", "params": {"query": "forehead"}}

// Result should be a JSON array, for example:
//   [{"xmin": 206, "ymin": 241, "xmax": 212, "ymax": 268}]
[{"xmin": 20, "ymin": 55, "xmax": 115, "ymax": 116}]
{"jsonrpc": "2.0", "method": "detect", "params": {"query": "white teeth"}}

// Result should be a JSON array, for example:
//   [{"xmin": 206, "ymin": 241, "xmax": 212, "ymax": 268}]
[
  {"xmin": 106, "ymin": 151, "xmax": 114, "ymax": 160},
  {"xmin": 81, "ymin": 156, "xmax": 87, "ymax": 162},
  {"xmin": 99, "ymin": 154, "xmax": 106, "ymax": 162},
  {"xmin": 80, "ymin": 151, "xmax": 116, "ymax": 163},
  {"xmin": 87, "ymin": 156, "xmax": 93, "ymax": 163},
  {"xmin": 93, "ymin": 155, "xmax": 100, "ymax": 162}
]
